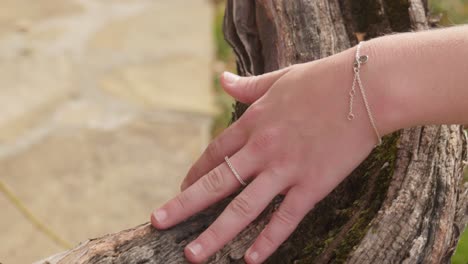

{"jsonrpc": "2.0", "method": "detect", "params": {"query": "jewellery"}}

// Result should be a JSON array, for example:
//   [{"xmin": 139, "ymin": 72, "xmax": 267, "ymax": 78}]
[
  {"xmin": 348, "ymin": 41, "xmax": 383, "ymax": 146},
  {"xmin": 224, "ymin": 156, "xmax": 247, "ymax": 186}
]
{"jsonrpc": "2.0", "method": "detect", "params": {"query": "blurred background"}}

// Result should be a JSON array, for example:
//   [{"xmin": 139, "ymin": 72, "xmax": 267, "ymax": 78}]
[
  {"xmin": 0, "ymin": 0, "xmax": 466, "ymax": 263},
  {"xmin": 0, "ymin": 0, "xmax": 216, "ymax": 263}
]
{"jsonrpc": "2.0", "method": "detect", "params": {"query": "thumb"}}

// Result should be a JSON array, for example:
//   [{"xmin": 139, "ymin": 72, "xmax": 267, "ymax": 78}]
[{"xmin": 221, "ymin": 67, "xmax": 291, "ymax": 104}]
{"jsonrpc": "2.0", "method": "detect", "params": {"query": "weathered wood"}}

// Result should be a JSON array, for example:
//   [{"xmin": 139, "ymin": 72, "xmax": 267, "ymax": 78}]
[{"xmin": 37, "ymin": 1, "xmax": 468, "ymax": 263}]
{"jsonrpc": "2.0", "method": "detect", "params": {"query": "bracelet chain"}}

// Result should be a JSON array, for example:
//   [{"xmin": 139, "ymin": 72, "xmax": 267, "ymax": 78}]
[{"xmin": 348, "ymin": 41, "xmax": 383, "ymax": 146}]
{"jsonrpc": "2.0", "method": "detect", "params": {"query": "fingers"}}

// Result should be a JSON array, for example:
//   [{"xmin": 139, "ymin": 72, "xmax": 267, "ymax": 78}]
[
  {"xmin": 181, "ymin": 68, "xmax": 292, "ymax": 191},
  {"xmin": 180, "ymin": 121, "xmax": 248, "ymax": 191},
  {"xmin": 221, "ymin": 67, "xmax": 291, "ymax": 104},
  {"xmin": 244, "ymin": 187, "xmax": 314, "ymax": 264},
  {"xmin": 184, "ymin": 171, "xmax": 286, "ymax": 263},
  {"xmin": 152, "ymin": 148, "xmax": 259, "ymax": 229}
]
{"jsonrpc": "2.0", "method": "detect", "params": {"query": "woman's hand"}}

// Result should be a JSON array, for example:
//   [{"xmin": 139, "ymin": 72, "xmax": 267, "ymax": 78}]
[
  {"xmin": 150, "ymin": 49, "xmax": 393, "ymax": 263},
  {"xmin": 150, "ymin": 25, "xmax": 468, "ymax": 263}
]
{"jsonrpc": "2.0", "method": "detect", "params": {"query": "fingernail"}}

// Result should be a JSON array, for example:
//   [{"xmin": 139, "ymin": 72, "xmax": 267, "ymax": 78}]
[
  {"xmin": 153, "ymin": 209, "xmax": 167, "ymax": 223},
  {"xmin": 187, "ymin": 242, "xmax": 203, "ymax": 256},
  {"xmin": 249, "ymin": 251, "xmax": 259, "ymax": 262},
  {"xmin": 223, "ymin": 71, "xmax": 240, "ymax": 85}
]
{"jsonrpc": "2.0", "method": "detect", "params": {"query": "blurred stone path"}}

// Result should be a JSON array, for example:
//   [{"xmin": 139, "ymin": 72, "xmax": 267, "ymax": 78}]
[{"xmin": 0, "ymin": 0, "xmax": 214, "ymax": 263}]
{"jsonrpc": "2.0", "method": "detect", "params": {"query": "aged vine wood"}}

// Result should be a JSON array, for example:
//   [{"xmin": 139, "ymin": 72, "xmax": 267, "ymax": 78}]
[{"xmin": 37, "ymin": 1, "xmax": 468, "ymax": 263}]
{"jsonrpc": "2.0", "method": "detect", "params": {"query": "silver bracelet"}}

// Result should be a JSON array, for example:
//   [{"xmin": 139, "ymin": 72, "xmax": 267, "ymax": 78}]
[{"xmin": 348, "ymin": 41, "xmax": 383, "ymax": 146}]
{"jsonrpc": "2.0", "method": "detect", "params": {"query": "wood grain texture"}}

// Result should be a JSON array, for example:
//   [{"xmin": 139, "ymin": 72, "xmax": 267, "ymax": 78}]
[
  {"xmin": 348, "ymin": 126, "xmax": 468, "ymax": 263},
  {"xmin": 36, "ymin": 1, "xmax": 468, "ymax": 263}
]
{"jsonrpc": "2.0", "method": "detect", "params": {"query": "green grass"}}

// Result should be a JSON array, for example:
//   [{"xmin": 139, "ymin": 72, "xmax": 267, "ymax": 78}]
[
  {"xmin": 430, "ymin": 0, "xmax": 468, "ymax": 24},
  {"xmin": 211, "ymin": 1, "xmax": 235, "ymax": 138},
  {"xmin": 453, "ymin": 164, "xmax": 468, "ymax": 264},
  {"xmin": 214, "ymin": 4, "xmax": 231, "ymax": 62},
  {"xmin": 453, "ymin": 226, "xmax": 468, "ymax": 264}
]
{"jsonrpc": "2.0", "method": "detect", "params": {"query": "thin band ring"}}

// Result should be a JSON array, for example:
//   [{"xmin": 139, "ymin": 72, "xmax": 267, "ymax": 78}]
[{"xmin": 224, "ymin": 156, "xmax": 247, "ymax": 186}]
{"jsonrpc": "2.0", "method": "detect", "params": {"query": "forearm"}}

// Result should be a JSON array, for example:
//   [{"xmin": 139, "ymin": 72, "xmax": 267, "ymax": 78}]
[{"xmin": 350, "ymin": 26, "xmax": 468, "ymax": 135}]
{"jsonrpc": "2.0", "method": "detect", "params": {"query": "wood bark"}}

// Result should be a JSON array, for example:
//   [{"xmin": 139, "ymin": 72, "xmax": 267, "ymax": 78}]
[{"xmin": 37, "ymin": 1, "xmax": 468, "ymax": 263}]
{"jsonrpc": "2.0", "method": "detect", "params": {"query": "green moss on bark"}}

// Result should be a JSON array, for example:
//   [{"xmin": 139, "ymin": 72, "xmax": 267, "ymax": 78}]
[{"xmin": 267, "ymin": 133, "xmax": 400, "ymax": 264}]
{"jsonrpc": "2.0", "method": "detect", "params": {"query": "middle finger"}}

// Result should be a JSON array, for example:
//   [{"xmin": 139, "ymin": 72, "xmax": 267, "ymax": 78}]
[{"xmin": 184, "ymin": 169, "xmax": 286, "ymax": 263}]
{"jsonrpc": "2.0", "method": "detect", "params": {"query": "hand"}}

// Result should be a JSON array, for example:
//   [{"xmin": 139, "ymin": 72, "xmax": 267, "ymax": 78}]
[{"xmin": 151, "ymin": 50, "xmax": 389, "ymax": 263}]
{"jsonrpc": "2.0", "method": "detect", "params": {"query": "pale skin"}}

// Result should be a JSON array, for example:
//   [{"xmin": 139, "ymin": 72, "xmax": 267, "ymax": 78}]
[{"xmin": 151, "ymin": 25, "xmax": 468, "ymax": 263}]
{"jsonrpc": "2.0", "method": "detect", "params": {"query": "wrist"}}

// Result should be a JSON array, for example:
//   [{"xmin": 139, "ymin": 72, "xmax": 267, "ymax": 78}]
[
  {"xmin": 330, "ymin": 27, "xmax": 468, "ymax": 142},
  {"xmin": 342, "ymin": 38, "xmax": 412, "ymax": 138},
  {"xmin": 359, "ymin": 38, "xmax": 405, "ymax": 136},
  {"xmin": 331, "ymin": 40, "xmax": 402, "ymax": 145}
]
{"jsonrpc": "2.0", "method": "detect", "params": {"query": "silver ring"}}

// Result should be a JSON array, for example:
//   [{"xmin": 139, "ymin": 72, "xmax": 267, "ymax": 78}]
[{"xmin": 224, "ymin": 156, "xmax": 247, "ymax": 186}]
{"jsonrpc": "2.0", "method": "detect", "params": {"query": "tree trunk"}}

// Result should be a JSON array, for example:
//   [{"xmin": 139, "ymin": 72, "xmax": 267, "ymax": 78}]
[{"xmin": 37, "ymin": 1, "xmax": 468, "ymax": 263}]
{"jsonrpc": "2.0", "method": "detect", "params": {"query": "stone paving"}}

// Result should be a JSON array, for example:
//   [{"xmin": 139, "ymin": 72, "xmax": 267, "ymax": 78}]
[{"xmin": 0, "ymin": 1, "xmax": 215, "ymax": 263}]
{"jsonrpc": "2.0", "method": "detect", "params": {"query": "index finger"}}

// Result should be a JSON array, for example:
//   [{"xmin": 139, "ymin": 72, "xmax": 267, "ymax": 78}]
[
  {"xmin": 152, "ymin": 148, "xmax": 259, "ymax": 229},
  {"xmin": 180, "ymin": 120, "xmax": 248, "ymax": 191}
]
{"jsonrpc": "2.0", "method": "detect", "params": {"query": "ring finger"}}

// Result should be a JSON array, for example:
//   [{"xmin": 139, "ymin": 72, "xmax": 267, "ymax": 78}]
[
  {"xmin": 151, "ymin": 147, "xmax": 261, "ymax": 229},
  {"xmin": 181, "ymin": 120, "xmax": 248, "ymax": 191}
]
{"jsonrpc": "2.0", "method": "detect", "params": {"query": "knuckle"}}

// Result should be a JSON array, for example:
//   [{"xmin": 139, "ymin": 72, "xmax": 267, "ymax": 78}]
[
  {"xmin": 175, "ymin": 191, "xmax": 190, "ymax": 211},
  {"xmin": 204, "ymin": 226, "xmax": 222, "ymax": 243},
  {"xmin": 245, "ymin": 76, "xmax": 259, "ymax": 98},
  {"xmin": 201, "ymin": 167, "xmax": 225, "ymax": 194},
  {"xmin": 249, "ymin": 128, "xmax": 281, "ymax": 153},
  {"xmin": 259, "ymin": 230, "xmax": 277, "ymax": 250},
  {"xmin": 229, "ymin": 194, "xmax": 255, "ymax": 218},
  {"xmin": 274, "ymin": 207, "xmax": 298, "ymax": 230},
  {"xmin": 267, "ymin": 166, "xmax": 286, "ymax": 183}
]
